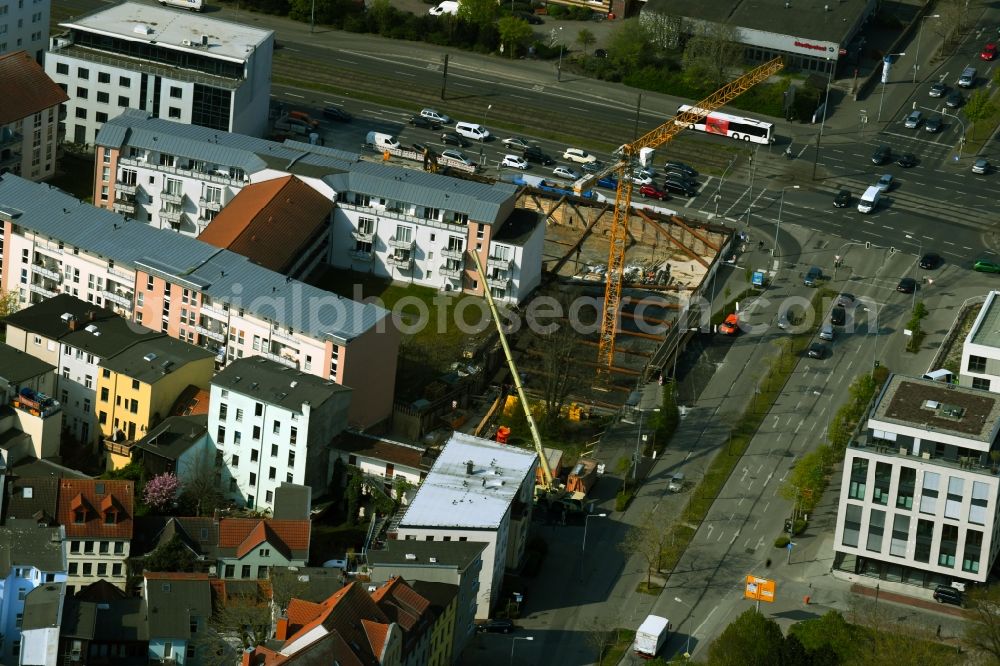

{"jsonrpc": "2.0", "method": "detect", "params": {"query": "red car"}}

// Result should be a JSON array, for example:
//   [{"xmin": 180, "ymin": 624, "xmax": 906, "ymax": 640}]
[
  {"xmin": 638, "ymin": 184, "xmax": 669, "ymax": 200},
  {"xmin": 718, "ymin": 313, "xmax": 740, "ymax": 335},
  {"xmin": 981, "ymin": 43, "xmax": 997, "ymax": 61}
]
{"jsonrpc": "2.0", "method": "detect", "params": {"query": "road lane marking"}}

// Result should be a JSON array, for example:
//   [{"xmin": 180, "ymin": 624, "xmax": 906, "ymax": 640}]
[{"xmin": 286, "ymin": 93, "xmax": 304, "ymax": 98}]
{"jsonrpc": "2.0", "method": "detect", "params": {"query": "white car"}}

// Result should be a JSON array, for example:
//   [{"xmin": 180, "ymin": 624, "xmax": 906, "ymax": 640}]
[
  {"xmin": 441, "ymin": 149, "xmax": 475, "ymax": 167},
  {"xmin": 631, "ymin": 172, "xmax": 654, "ymax": 186},
  {"xmin": 503, "ymin": 136, "xmax": 532, "ymax": 150},
  {"xmin": 501, "ymin": 154, "xmax": 529, "ymax": 170},
  {"xmin": 420, "ymin": 108, "xmax": 452, "ymax": 124},
  {"xmin": 973, "ymin": 158, "xmax": 990, "ymax": 174},
  {"xmin": 562, "ymin": 148, "xmax": 597, "ymax": 164},
  {"xmin": 552, "ymin": 166, "xmax": 581, "ymax": 180}
]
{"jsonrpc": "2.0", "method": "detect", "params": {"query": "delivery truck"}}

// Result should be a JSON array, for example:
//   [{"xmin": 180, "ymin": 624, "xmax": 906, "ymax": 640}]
[{"xmin": 634, "ymin": 614, "xmax": 670, "ymax": 658}]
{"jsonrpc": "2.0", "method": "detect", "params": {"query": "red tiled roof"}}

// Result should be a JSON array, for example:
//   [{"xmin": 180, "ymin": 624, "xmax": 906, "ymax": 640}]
[
  {"xmin": 198, "ymin": 175, "xmax": 332, "ymax": 273},
  {"xmin": 282, "ymin": 583, "xmax": 390, "ymax": 665},
  {"xmin": 0, "ymin": 51, "xmax": 69, "ymax": 125},
  {"xmin": 217, "ymin": 518, "xmax": 310, "ymax": 559},
  {"xmin": 170, "ymin": 385, "xmax": 211, "ymax": 416},
  {"xmin": 361, "ymin": 619, "xmax": 388, "ymax": 658},
  {"xmin": 331, "ymin": 432, "xmax": 431, "ymax": 471},
  {"xmin": 56, "ymin": 479, "xmax": 134, "ymax": 539},
  {"xmin": 285, "ymin": 598, "xmax": 325, "ymax": 635}
]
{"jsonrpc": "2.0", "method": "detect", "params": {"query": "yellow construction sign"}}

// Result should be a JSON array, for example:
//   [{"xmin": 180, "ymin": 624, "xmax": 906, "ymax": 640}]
[{"xmin": 744, "ymin": 575, "xmax": 775, "ymax": 603}]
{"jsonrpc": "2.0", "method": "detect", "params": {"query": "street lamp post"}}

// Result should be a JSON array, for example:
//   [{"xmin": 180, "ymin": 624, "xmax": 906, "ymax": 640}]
[
  {"xmin": 510, "ymin": 636, "xmax": 533, "ymax": 666},
  {"xmin": 479, "ymin": 104, "xmax": 492, "ymax": 168},
  {"xmin": 905, "ymin": 234, "xmax": 922, "ymax": 311},
  {"xmin": 877, "ymin": 52, "xmax": 906, "ymax": 122},
  {"xmin": 582, "ymin": 513, "xmax": 607, "ymax": 553},
  {"xmin": 913, "ymin": 15, "xmax": 942, "ymax": 84},
  {"xmin": 812, "ymin": 59, "xmax": 835, "ymax": 180},
  {"xmin": 713, "ymin": 155, "xmax": 737, "ymax": 219},
  {"xmin": 673, "ymin": 597, "xmax": 694, "ymax": 657},
  {"xmin": 773, "ymin": 185, "xmax": 800, "ymax": 258},
  {"xmin": 556, "ymin": 27, "xmax": 564, "ymax": 81}
]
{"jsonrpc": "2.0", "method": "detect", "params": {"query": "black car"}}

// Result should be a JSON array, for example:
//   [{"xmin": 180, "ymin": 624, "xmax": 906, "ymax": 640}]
[
  {"xmin": 807, "ymin": 342, "xmax": 827, "ymax": 359},
  {"xmin": 582, "ymin": 160, "xmax": 605, "ymax": 174},
  {"xmin": 897, "ymin": 277, "xmax": 917, "ymax": 294},
  {"xmin": 322, "ymin": 106, "xmax": 352, "ymax": 122},
  {"xmin": 522, "ymin": 145, "xmax": 554, "ymax": 165},
  {"xmin": 478, "ymin": 619, "xmax": 515, "ymax": 634},
  {"xmin": 831, "ymin": 306, "xmax": 846, "ymax": 326},
  {"xmin": 411, "ymin": 143, "xmax": 428, "ymax": 154},
  {"xmin": 946, "ymin": 90, "xmax": 963, "ymax": 108},
  {"xmin": 409, "ymin": 115, "xmax": 440, "ymax": 129},
  {"xmin": 664, "ymin": 168, "xmax": 696, "ymax": 183},
  {"xmin": 871, "ymin": 145, "xmax": 891, "ymax": 165},
  {"xmin": 663, "ymin": 179, "xmax": 697, "ymax": 196},
  {"xmin": 929, "ymin": 81, "xmax": 947, "ymax": 97},
  {"xmin": 833, "ymin": 190, "xmax": 851, "ymax": 208},
  {"xmin": 515, "ymin": 10, "xmax": 543, "ymax": 24},
  {"xmin": 933, "ymin": 585, "xmax": 963, "ymax": 607},
  {"xmin": 919, "ymin": 252, "xmax": 942, "ymax": 269},
  {"xmin": 896, "ymin": 153, "xmax": 918, "ymax": 168},
  {"xmin": 441, "ymin": 132, "xmax": 469, "ymax": 147},
  {"xmin": 664, "ymin": 161, "xmax": 697, "ymax": 177},
  {"xmin": 925, "ymin": 116, "xmax": 942, "ymax": 133}
]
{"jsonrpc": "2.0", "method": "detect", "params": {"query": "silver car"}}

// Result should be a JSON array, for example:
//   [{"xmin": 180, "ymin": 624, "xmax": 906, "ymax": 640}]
[
  {"xmin": 552, "ymin": 166, "xmax": 581, "ymax": 180},
  {"xmin": 904, "ymin": 110, "xmax": 922, "ymax": 128}
]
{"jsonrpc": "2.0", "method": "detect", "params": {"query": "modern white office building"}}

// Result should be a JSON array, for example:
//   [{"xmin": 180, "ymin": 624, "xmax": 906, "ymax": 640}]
[
  {"xmin": 0, "ymin": 0, "xmax": 49, "ymax": 64},
  {"xmin": 959, "ymin": 290, "xmax": 1000, "ymax": 393},
  {"xmin": 209, "ymin": 356, "xmax": 352, "ymax": 511},
  {"xmin": 393, "ymin": 433, "xmax": 537, "ymax": 618},
  {"xmin": 327, "ymin": 163, "xmax": 545, "ymax": 304},
  {"xmin": 45, "ymin": 2, "xmax": 273, "ymax": 145},
  {"xmin": 833, "ymin": 373, "xmax": 1000, "ymax": 588}
]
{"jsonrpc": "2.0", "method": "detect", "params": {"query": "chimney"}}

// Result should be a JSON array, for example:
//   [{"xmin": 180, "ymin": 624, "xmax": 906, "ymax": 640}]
[
  {"xmin": 68, "ymin": 318, "xmax": 78, "ymax": 331},
  {"xmin": 275, "ymin": 617, "xmax": 289, "ymax": 641},
  {"xmin": 88, "ymin": 310, "xmax": 96, "ymax": 322}
]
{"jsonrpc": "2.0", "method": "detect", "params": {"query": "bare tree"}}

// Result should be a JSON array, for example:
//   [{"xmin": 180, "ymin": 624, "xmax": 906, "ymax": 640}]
[
  {"xmin": 584, "ymin": 617, "xmax": 616, "ymax": 662},
  {"xmin": 179, "ymin": 449, "xmax": 228, "ymax": 517},
  {"xmin": 966, "ymin": 585, "xmax": 1000, "ymax": 661},
  {"xmin": 210, "ymin": 587, "xmax": 272, "ymax": 650},
  {"xmin": 618, "ymin": 510, "xmax": 667, "ymax": 590}
]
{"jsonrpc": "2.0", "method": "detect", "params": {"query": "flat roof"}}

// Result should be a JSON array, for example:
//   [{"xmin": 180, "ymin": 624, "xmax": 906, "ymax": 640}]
[
  {"xmin": 367, "ymin": 539, "xmax": 486, "ymax": 570},
  {"xmin": 212, "ymin": 356, "xmax": 351, "ymax": 411},
  {"xmin": 63, "ymin": 1, "xmax": 272, "ymax": 62},
  {"xmin": 100, "ymin": 336, "xmax": 214, "ymax": 384},
  {"xmin": 398, "ymin": 433, "xmax": 537, "ymax": 530},
  {"xmin": 969, "ymin": 291, "xmax": 1000, "ymax": 348},
  {"xmin": 872, "ymin": 374, "xmax": 1000, "ymax": 443},
  {"xmin": 643, "ymin": 0, "xmax": 870, "ymax": 44},
  {"xmin": 133, "ymin": 414, "xmax": 208, "ymax": 462},
  {"xmin": 0, "ymin": 342, "xmax": 56, "ymax": 384}
]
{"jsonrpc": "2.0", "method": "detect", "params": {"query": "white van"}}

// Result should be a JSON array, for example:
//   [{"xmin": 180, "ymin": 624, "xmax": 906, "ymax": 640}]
[
  {"xmin": 160, "ymin": 0, "xmax": 204, "ymax": 10},
  {"xmin": 857, "ymin": 185, "xmax": 880, "ymax": 214},
  {"xmin": 429, "ymin": 0, "xmax": 459, "ymax": 15},
  {"xmin": 455, "ymin": 122, "xmax": 490, "ymax": 141},
  {"xmin": 366, "ymin": 131, "xmax": 400, "ymax": 151}
]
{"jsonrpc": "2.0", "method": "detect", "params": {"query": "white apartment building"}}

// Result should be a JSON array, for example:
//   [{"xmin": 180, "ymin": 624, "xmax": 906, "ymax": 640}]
[
  {"xmin": 393, "ymin": 433, "xmax": 537, "ymax": 618},
  {"xmin": 833, "ymin": 373, "xmax": 1000, "ymax": 589},
  {"xmin": 0, "ymin": 174, "xmax": 398, "ymax": 428},
  {"xmin": 94, "ymin": 109, "xmax": 353, "ymax": 236},
  {"xmin": 0, "ymin": 50, "xmax": 67, "ymax": 182},
  {"xmin": 959, "ymin": 290, "xmax": 1000, "ymax": 393},
  {"xmin": 0, "ymin": 0, "xmax": 49, "ymax": 64},
  {"xmin": 210, "ymin": 356, "xmax": 352, "ymax": 511},
  {"xmin": 45, "ymin": 2, "xmax": 273, "ymax": 146},
  {"xmin": 327, "ymin": 163, "xmax": 544, "ymax": 304}
]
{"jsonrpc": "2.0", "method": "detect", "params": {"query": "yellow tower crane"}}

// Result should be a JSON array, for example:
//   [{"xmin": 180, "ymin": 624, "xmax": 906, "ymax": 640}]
[{"xmin": 574, "ymin": 57, "xmax": 785, "ymax": 374}]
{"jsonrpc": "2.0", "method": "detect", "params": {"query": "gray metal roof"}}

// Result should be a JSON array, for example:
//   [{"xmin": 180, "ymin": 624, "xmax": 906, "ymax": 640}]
[
  {"xmin": 0, "ymin": 174, "xmax": 389, "ymax": 343},
  {"xmin": 367, "ymin": 539, "xmax": 487, "ymax": 570},
  {"xmin": 0, "ymin": 524, "xmax": 65, "ymax": 576},
  {"xmin": 324, "ymin": 161, "xmax": 518, "ymax": 225},
  {"xmin": 145, "ymin": 576, "xmax": 212, "ymax": 639},
  {"xmin": 21, "ymin": 583, "xmax": 64, "ymax": 631},
  {"xmin": 133, "ymin": 414, "xmax": 209, "ymax": 462}
]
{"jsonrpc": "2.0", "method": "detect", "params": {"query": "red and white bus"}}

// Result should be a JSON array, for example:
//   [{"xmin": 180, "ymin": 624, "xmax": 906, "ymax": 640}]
[{"xmin": 675, "ymin": 105, "xmax": 774, "ymax": 144}]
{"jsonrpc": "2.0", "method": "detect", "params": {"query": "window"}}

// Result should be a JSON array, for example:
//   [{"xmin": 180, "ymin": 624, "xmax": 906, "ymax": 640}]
[
  {"xmin": 896, "ymin": 467, "xmax": 915, "ymax": 510},
  {"xmin": 83, "ymin": 541, "xmax": 94, "ymax": 554},
  {"xmin": 70, "ymin": 540, "xmax": 80, "ymax": 553},
  {"xmin": 290, "ymin": 426, "xmax": 297, "ymax": 446},
  {"xmin": 920, "ymin": 471, "xmax": 939, "ymax": 514},
  {"xmin": 118, "ymin": 95, "xmax": 128, "ymax": 107},
  {"xmin": 288, "ymin": 451, "xmax": 295, "ymax": 468},
  {"xmin": 963, "ymin": 530, "xmax": 983, "ymax": 573},
  {"xmin": 97, "ymin": 563, "xmax": 107, "ymax": 577},
  {"xmin": 114, "ymin": 542, "xmax": 124, "ymax": 555},
  {"xmin": 848, "ymin": 458, "xmax": 867, "ymax": 500},
  {"xmin": 168, "ymin": 107, "xmax": 181, "ymax": 119},
  {"xmin": 68, "ymin": 562, "xmax": 78, "ymax": 575},
  {"xmin": 259, "ymin": 548, "xmax": 270, "ymax": 557},
  {"xmin": 170, "ymin": 86, "xmax": 183, "ymax": 98},
  {"xmin": 945, "ymin": 476, "xmax": 964, "ymax": 520},
  {"xmin": 96, "ymin": 91, "xmax": 109, "ymax": 103},
  {"xmin": 75, "ymin": 107, "xmax": 87, "ymax": 119},
  {"xmin": 265, "ymin": 490, "xmax": 273, "ymax": 503},
  {"xmin": 255, "ymin": 403, "xmax": 263, "ymax": 417},
  {"xmin": 889, "ymin": 514, "xmax": 909, "ymax": 557},
  {"xmin": 257, "ymin": 565, "xmax": 269, "ymax": 579},
  {"xmin": 268, "ymin": 467, "xmax": 276, "ymax": 480},
  {"xmin": 252, "ymin": 425, "xmax": 261, "ymax": 440},
  {"xmin": 866, "ymin": 509, "xmax": 885, "ymax": 552},
  {"xmin": 16, "ymin": 613, "xmax": 22, "ymax": 628},
  {"xmin": 968, "ymin": 355, "xmax": 987, "ymax": 373},
  {"xmin": 971, "ymin": 481, "xmax": 989, "ymax": 525},
  {"xmin": 131, "ymin": 379, "xmax": 139, "ymax": 390},
  {"xmin": 251, "ymin": 449, "xmax": 259, "ymax": 462},
  {"xmin": 112, "ymin": 563, "xmax": 122, "ymax": 577},
  {"xmin": 217, "ymin": 426, "xmax": 226, "ymax": 445},
  {"xmin": 872, "ymin": 462, "xmax": 891, "ymax": 505},
  {"xmin": 249, "ymin": 473, "xmax": 257, "ymax": 487},
  {"xmin": 236, "ymin": 408, "xmax": 243, "ymax": 422},
  {"xmin": 146, "ymin": 274, "xmax": 154, "ymax": 290},
  {"xmin": 973, "ymin": 377, "xmax": 991, "ymax": 391},
  {"xmin": 77, "ymin": 67, "xmax": 89, "ymax": 78},
  {"xmin": 84, "ymin": 374, "xmax": 93, "ymax": 389},
  {"xmin": 225, "ymin": 565, "xmax": 235, "ymax": 578},
  {"xmin": 76, "ymin": 86, "xmax": 88, "ymax": 99},
  {"xmin": 219, "ymin": 403, "xmax": 228, "ymax": 420},
  {"xmin": 273, "ymin": 420, "xmax": 280, "ymax": 435},
  {"xmin": 938, "ymin": 524, "xmax": 958, "ymax": 567},
  {"xmin": 842, "ymin": 504, "xmax": 861, "ymax": 547},
  {"xmin": 241, "ymin": 565, "xmax": 251, "ymax": 578},
  {"xmin": 271, "ymin": 444, "xmax": 278, "ymax": 457},
  {"xmin": 82, "ymin": 563, "xmax": 92, "ymax": 576},
  {"xmin": 119, "ymin": 76, "xmax": 131, "ymax": 87},
  {"xmin": 231, "ymin": 454, "xmax": 239, "ymax": 467},
  {"xmin": 56, "ymin": 62, "xmax": 68, "ymax": 75}
]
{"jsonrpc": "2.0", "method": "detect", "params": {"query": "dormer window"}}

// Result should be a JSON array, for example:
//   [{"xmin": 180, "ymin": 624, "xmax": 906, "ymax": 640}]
[
  {"xmin": 104, "ymin": 510, "xmax": 117, "ymax": 525},
  {"xmin": 74, "ymin": 510, "xmax": 86, "ymax": 524}
]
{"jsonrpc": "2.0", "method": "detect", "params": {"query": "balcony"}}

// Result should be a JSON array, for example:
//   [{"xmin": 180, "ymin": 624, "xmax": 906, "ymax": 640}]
[
  {"xmin": 388, "ymin": 236, "xmax": 413, "ymax": 250},
  {"xmin": 113, "ymin": 199, "xmax": 137, "ymax": 215},
  {"xmin": 116, "ymin": 181, "xmax": 138, "ymax": 196},
  {"xmin": 103, "ymin": 439, "xmax": 133, "ymax": 458},
  {"xmin": 486, "ymin": 274, "xmax": 510, "ymax": 290},
  {"xmin": 848, "ymin": 435, "xmax": 999, "ymax": 477},
  {"xmin": 28, "ymin": 283, "xmax": 58, "ymax": 298},
  {"xmin": 200, "ymin": 302, "xmax": 229, "ymax": 319},
  {"xmin": 102, "ymin": 290, "xmax": 134, "ymax": 309},
  {"xmin": 351, "ymin": 228, "xmax": 374, "ymax": 243},
  {"xmin": 107, "ymin": 265, "xmax": 133, "ymax": 281},
  {"xmin": 160, "ymin": 190, "xmax": 184, "ymax": 205},
  {"xmin": 195, "ymin": 324, "xmax": 226, "ymax": 342},
  {"xmin": 348, "ymin": 249, "xmax": 374, "ymax": 262},
  {"xmin": 34, "ymin": 241, "xmax": 62, "ymax": 257},
  {"xmin": 198, "ymin": 196, "xmax": 223, "ymax": 212},
  {"xmin": 387, "ymin": 254, "xmax": 413, "ymax": 269},
  {"xmin": 261, "ymin": 351, "xmax": 297, "ymax": 368},
  {"xmin": 487, "ymin": 255, "xmax": 513, "ymax": 270},
  {"xmin": 439, "ymin": 264, "xmax": 463, "ymax": 279},
  {"xmin": 441, "ymin": 246, "xmax": 464, "ymax": 260},
  {"xmin": 271, "ymin": 328, "xmax": 299, "ymax": 345},
  {"xmin": 31, "ymin": 263, "xmax": 62, "ymax": 282},
  {"xmin": 159, "ymin": 207, "xmax": 183, "ymax": 224}
]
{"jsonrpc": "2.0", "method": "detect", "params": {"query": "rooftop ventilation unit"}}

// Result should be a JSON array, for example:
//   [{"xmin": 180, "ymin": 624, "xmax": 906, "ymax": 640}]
[
  {"xmin": 405, "ymin": 553, "xmax": 417, "ymax": 560},
  {"xmin": 60, "ymin": 313, "xmax": 74, "ymax": 322},
  {"xmin": 85, "ymin": 324, "xmax": 98, "ymax": 334},
  {"xmin": 144, "ymin": 353, "xmax": 158, "ymax": 362}
]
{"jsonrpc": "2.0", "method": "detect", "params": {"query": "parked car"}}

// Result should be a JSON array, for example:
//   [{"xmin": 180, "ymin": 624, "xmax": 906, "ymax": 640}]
[
  {"xmin": 664, "ymin": 161, "xmax": 697, "ymax": 177},
  {"xmin": 440, "ymin": 149, "xmax": 475, "ymax": 167},
  {"xmin": 831, "ymin": 306, "xmax": 846, "ymax": 326},
  {"xmin": 981, "ymin": 43, "xmax": 997, "ymax": 61},
  {"xmin": 582, "ymin": 160, "xmax": 605, "ymax": 174},
  {"xmin": 904, "ymin": 110, "xmax": 922, "ymax": 128},
  {"xmin": 896, "ymin": 277, "xmax": 916, "ymax": 294},
  {"xmin": 503, "ymin": 136, "xmax": 532, "ymax": 150},
  {"xmin": 871, "ymin": 145, "xmax": 891, "ymax": 165},
  {"xmin": 478, "ymin": 619, "xmax": 515, "ymax": 634},
  {"xmin": 322, "ymin": 106, "xmax": 352, "ymax": 122},
  {"xmin": 562, "ymin": 147, "xmax": 597, "ymax": 164},
  {"xmin": 597, "ymin": 175, "xmax": 618, "ymax": 189},
  {"xmin": 593, "ymin": 48, "xmax": 609, "ymax": 58},
  {"xmin": 919, "ymin": 253, "xmax": 942, "ymax": 269},
  {"xmin": 638, "ymin": 184, "xmax": 668, "ymax": 200},
  {"xmin": 896, "ymin": 153, "xmax": 918, "ymax": 168},
  {"xmin": 973, "ymin": 158, "xmax": 990, "ymax": 174},
  {"xmin": 663, "ymin": 179, "xmax": 697, "ymax": 196},
  {"xmin": 974, "ymin": 259, "xmax": 1000, "ymax": 273},
  {"xmin": 664, "ymin": 168, "xmax": 696, "ymax": 184},
  {"xmin": 807, "ymin": 342, "xmax": 827, "ymax": 359},
  {"xmin": 876, "ymin": 173, "xmax": 894, "ymax": 192},
  {"xmin": 631, "ymin": 172, "xmax": 654, "ymax": 186},
  {"xmin": 833, "ymin": 190, "xmax": 851, "ymax": 208},
  {"xmin": 523, "ymin": 145, "xmax": 554, "ymax": 165},
  {"xmin": 718, "ymin": 313, "xmax": 740, "ymax": 335},
  {"xmin": 933, "ymin": 585, "xmax": 964, "ymax": 607},
  {"xmin": 929, "ymin": 81, "xmax": 947, "ymax": 97},
  {"xmin": 552, "ymin": 166, "xmax": 581, "ymax": 180},
  {"xmin": 925, "ymin": 116, "xmax": 942, "ymax": 133},
  {"xmin": 946, "ymin": 91, "xmax": 963, "ymax": 108},
  {"xmin": 515, "ymin": 10, "xmax": 543, "ymax": 24},
  {"xmin": 441, "ymin": 132, "xmax": 469, "ymax": 147},
  {"xmin": 409, "ymin": 115, "xmax": 440, "ymax": 129},
  {"xmin": 421, "ymin": 108, "xmax": 452, "ymax": 124},
  {"xmin": 803, "ymin": 266, "xmax": 822, "ymax": 287},
  {"xmin": 501, "ymin": 154, "xmax": 529, "ymax": 170},
  {"xmin": 836, "ymin": 293, "xmax": 857, "ymax": 308}
]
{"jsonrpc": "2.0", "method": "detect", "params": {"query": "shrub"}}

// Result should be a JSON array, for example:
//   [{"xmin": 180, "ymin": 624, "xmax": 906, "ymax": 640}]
[
  {"xmin": 774, "ymin": 535, "xmax": 790, "ymax": 548},
  {"xmin": 615, "ymin": 489, "xmax": 634, "ymax": 511}
]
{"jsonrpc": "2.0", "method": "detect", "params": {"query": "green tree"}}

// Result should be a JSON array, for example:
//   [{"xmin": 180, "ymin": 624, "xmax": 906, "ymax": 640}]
[
  {"xmin": 708, "ymin": 609, "xmax": 785, "ymax": 666},
  {"xmin": 964, "ymin": 89, "xmax": 997, "ymax": 139},
  {"xmin": 457, "ymin": 0, "xmax": 497, "ymax": 27},
  {"xmin": 345, "ymin": 467, "xmax": 363, "ymax": 525},
  {"xmin": 0, "ymin": 289, "xmax": 19, "ymax": 319},
  {"xmin": 682, "ymin": 22, "xmax": 744, "ymax": 90},
  {"xmin": 965, "ymin": 584, "xmax": 1000, "ymax": 662},
  {"xmin": 367, "ymin": 0, "xmax": 397, "ymax": 34},
  {"xmin": 497, "ymin": 16, "xmax": 533, "ymax": 58},
  {"xmin": 606, "ymin": 18, "xmax": 653, "ymax": 70},
  {"xmin": 143, "ymin": 534, "xmax": 197, "ymax": 573},
  {"xmin": 576, "ymin": 28, "xmax": 596, "ymax": 52}
]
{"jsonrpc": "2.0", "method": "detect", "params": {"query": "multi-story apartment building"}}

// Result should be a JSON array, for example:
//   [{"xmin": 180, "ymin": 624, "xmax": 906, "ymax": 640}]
[
  {"xmin": 4, "ymin": 294, "xmax": 164, "ymax": 447},
  {"xmin": 55, "ymin": 478, "xmax": 134, "ymax": 593},
  {"xmin": 143, "ymin": 572, "xmax": 212, "ymax": 665},
  {"xmin": 959, "ymin": 290, "xmax": 1000, "ymax": 393},
  {"xmin": 392, "ymin": 433, "xmax": 537, "ymax": 618},
  {"xmin": 327, "ymin": 162, "xmax": 544, "ymax": 304},
  {"xmin": 0, "ymin": 342, "xmax": 61, "ymax": 461},
  {"xmin": 0, "ymin": 51, "xmax": 67, "ymax": 182},
  {"xmin": 0, "ymin": 0, "xmax": 49, "ymax": 64},
  {"xmin": 833, "ymin": 373, "xmax": 1000, "ymax": 589},
  {"xmin": 98, "ymin": 335, "xmax": 215, "ymax": 469},
  {"xmin": 210, "ymin": 356, "xmax": 351, "ymax": 510},
  {"xmin": 93, "ymin": 109, "xmax": 352, "ymax": 236},
  {"xmin": 45, "ymin": 2, "xmax": 273, "ymax": 145},
  {"xmin": 0, "ymin": 523, "xmax": 66, "ymax": 664},
  {"xmin": 0, "ymin": 174, "xmax": 398, "ymax": 427}
]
